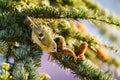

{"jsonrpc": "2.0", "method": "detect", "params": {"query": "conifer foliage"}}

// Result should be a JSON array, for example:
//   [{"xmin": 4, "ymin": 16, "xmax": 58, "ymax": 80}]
[{"xmin": 0, "ymin": 0, "xmax": 120, "ymax": 80}]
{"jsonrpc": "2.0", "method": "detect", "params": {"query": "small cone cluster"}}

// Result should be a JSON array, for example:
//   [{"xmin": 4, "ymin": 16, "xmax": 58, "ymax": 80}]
[
  {"xmin": 96, "ymin": 46, "xmax": 108, "ymax": 61},
  {"xmin": 76, "ymin": 42, "xmax": 88, "ymax": 60},
  {"xmin": 54, "ymin": 36, "xmax": 66, "ymax": 52},
  {"xmin": 70, "ymin": 20, "xmax": 88, "ymax": 36},
  {"xmin": 54, "ymin": 36, "xmax": 76, "ymax": 58},
  {"xmin": 77, "ymin": 23, "xmax": 88, "ymax": 33},
  {"xmin": 54, "ymin": 36, "xmax": 88, "ymax": 60}
]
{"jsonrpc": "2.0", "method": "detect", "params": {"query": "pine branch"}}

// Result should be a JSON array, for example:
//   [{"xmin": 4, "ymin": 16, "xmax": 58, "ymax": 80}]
[
  {"xmin": 81, "ymin": 0, "xmax": 100, "ymax": 10},
  {"xmin": 0, "ymin": 63, "xmax": 10, "ymax": 80},
  {"xmin": 0, "ymin": 40, "xmax": 8, "ymax": 55},
  {"xmin": 12, "ymin": 44, "xmax": 42, "ymax": 80},
  {"xmin": 12, "ymin": 63, "xmax": 29, "ymax": 80},
  {"xmin": 1, "ymin": 0, "xmax": 120, "ymax": 27},
  {"xmin": 52, "ymin": 54, "xmax": 116, "ymax": 80},
  {"xmin": 0, "ymin": 18, "xmax": 42, "ymax": 79},
  {"xmin": 22, "ymin": 6, "xmax": 120, "ymax": 27},
  {"xmin": 91, "ymin": 21, "xmax": 120, "ymax": 53},
  {"xmin": 23, "ymin": 6, "xmax": 87, "ymax": 19},
  {"xmin": 82, "ymin": 0, "xmax": 120, "ymax": 26}
]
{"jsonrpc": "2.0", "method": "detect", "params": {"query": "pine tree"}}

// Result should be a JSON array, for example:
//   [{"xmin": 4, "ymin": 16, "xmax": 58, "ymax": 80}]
[{"xmin": 0, "ymin": 0, "xmax": 120, "ymax": 80}]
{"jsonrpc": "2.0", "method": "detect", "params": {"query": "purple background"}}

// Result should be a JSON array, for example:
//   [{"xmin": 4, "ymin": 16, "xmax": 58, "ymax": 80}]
[{"xmin": 38, "ymin": 51, "xmax": 79, "ymax": 80}]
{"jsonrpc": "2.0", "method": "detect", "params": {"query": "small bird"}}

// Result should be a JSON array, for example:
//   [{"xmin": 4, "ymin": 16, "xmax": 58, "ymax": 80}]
[{"xmin": 26, "ymin": 16, "xmax": 57, "ymax": 52}]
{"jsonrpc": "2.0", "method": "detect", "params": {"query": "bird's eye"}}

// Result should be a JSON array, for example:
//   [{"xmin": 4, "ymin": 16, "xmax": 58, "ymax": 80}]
[
  {"xmin": 38, "ymin": 33, "xmax": 44, "ymax": 40},
  {"xmin": 53, "ymin": 48, "xmax": 57, "ymax": 52}
]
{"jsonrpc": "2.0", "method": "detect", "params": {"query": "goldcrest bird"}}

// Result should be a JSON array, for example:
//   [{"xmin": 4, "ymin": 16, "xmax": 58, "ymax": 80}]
[{"xmin": 26, "ymin": 16, "xmax": 57, "ymax": 52}]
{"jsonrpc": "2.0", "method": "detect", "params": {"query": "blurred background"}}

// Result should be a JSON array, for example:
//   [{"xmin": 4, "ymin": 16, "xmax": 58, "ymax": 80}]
[
  {"xmin": 38, "ymin": 0, "xmax": 120, "ymax": 80},
  {"xmin": 0, "ymin": 0, "xmax": 120, "ymax": 80}
]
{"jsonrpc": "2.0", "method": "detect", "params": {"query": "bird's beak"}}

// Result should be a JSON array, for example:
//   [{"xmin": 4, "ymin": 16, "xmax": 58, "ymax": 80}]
[
  {"xmin": 54, "ymin": 49, "xmax": 57, "ymax": 53},
  {"xmin": 53, "ymin": 48, "xmax": 57, "ymax": 53}
]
